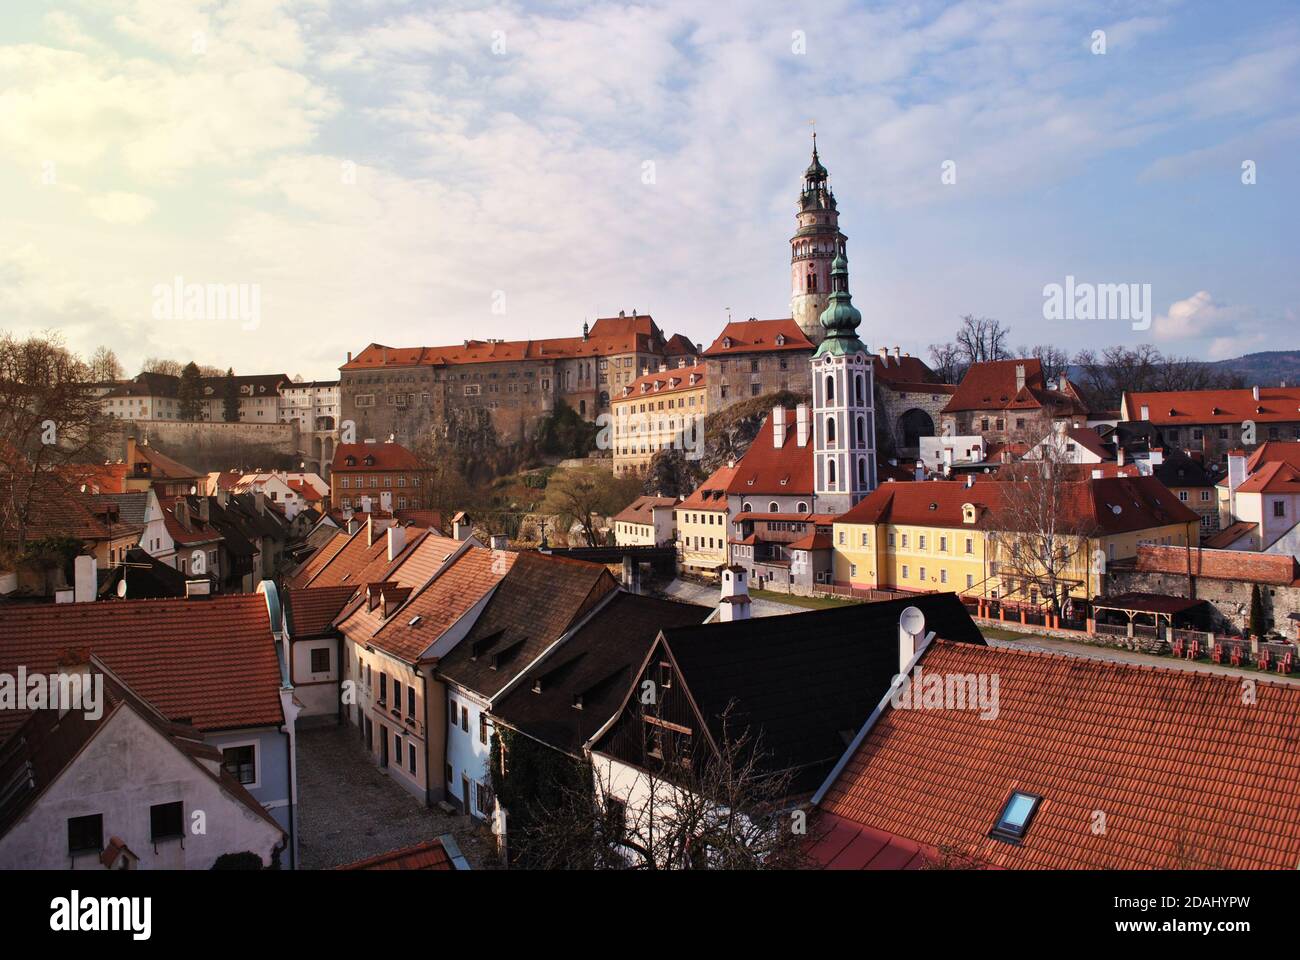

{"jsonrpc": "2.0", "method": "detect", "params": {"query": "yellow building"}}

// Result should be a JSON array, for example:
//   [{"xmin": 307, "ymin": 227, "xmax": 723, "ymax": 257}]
[
  {"xmin": 611, "ymin": 363, "xmax": 707, "ymax": 477},
  {"xmin": 674, "ymin": 462, "xmax": 736, "ymax": 575},
  {"xmin": 832, "ymin": 476, "xmax": 1199, "ymax": 610}
]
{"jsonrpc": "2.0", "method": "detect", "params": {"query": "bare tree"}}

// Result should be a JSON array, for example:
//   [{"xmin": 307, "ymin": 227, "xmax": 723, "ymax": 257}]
[
  {"xmin": 540, "ymin": 466, "xmax": 639, "ymax": 546},
  {"xmin": 954, "ymin": 314, "xmax": 1011, "ymax": 365},
  {"xmin": 927, "ymin": 340, "xmax": 965, "ymax": 384},
  {"xmin": 987, "ymin": 438, "xmax": 1097, "ymax": 615},
  {"xmin": 512, "ymin": 702, "xmax": 810, "ymax": 870},
  {"xmin": 1018, "ymin": 344, "xmax": 1070, "ymax": 385},
  {"xmin": 140, "ymin": 357, "xmax": 183, "ymax": 377},
  {"xmin": 88, "ymin": 346, "xmax": 123, "ymax": 382},
  {"xmin": 0, "ymin": 331, "xmax": 106, "ymax": 555}
]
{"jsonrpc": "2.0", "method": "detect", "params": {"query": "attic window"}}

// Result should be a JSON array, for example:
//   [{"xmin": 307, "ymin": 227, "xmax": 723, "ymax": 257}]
[
  {"xmin": 408, "ymin": 615, "xmax": 422, "ymax": 627},
  {"xmin": 990, "ymin": 791, "xmax": 1042, "ymax": 843}
]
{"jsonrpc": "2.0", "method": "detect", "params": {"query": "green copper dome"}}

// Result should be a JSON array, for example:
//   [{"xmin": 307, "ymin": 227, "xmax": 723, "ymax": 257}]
[{"xmin": 813, "ymin": 248, "xmax": 866, "ymax": 358}]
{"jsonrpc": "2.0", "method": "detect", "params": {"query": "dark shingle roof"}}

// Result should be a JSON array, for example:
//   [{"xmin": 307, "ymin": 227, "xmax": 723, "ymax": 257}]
[
  {"xmin": 437, "ymin": 552, "xmax": 619, "ymax": 700},
  {"xmin": 493, "ymin": 592, "xmax": 709, "ymax": 756}
]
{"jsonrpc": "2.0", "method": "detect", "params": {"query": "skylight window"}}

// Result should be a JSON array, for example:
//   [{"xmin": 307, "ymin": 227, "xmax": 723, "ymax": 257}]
[{"xmin": 991, "ymin": 791, "xmax": 1042, "ymax": 843}]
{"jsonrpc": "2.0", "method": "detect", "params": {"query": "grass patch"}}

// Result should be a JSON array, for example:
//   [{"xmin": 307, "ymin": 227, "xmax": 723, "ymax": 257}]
[{"xmin": 750, "ymin": 589, "xmax": 862, "ymax": 610}]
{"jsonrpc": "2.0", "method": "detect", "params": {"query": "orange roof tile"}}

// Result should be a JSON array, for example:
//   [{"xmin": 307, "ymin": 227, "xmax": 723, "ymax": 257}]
[
  {"xmin": 944, "ymin": 359, "xmax": 1088, "ymax": 416},
  {"xmin": 725, "ymin": 409, "xmax": 814, "ymax": 496},
  {"xmin": 1126, "ymin": 386, "xmax": 1300, "ymax": 426},
  {"xmin": 616, "ymin": 363, "xmax": 706, "ymax": 401},
  {"xmin": 1131, "ymin": 544, "xmax": 1298, "ymax": 586},
  {"xmin": 816, "ymin": 641, "xmax": 1300, "ymax": 869},
  {"xmin": 702, "ymin": 318, "xmax": 813, "ymax": 356},
  {"xmin": 0, "ymin": 595, "xmax": 284, "ymax": 741},
  {"xmin": 676, "ymin": 463, "xmax": 738, "ymax": 511},
  {"xmin": 332, "ymin": 441, "xmax": 422, "ymax": 473}
]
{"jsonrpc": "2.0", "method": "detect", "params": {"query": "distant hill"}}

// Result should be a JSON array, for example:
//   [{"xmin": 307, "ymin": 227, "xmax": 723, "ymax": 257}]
[{"xmin": 1207, "ymin": 350, "xmax": 1300, "ymax": 386}]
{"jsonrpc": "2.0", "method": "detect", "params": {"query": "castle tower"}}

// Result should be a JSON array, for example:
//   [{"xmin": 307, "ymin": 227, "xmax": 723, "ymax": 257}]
[
  {"xmin": 812, "ymin": 247, "xmax": 876, "ymax": 513},
  {"xmin": 790, "ymin": 133, "xmax": 846, "ymax": 344}
]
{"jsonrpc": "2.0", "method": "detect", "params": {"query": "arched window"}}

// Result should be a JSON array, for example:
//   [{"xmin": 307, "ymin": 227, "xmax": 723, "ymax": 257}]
[
  {"xmin": 796, "ymin": 501, "xmax": 808, "ymax": 513},
  {"xmin": 855, "ymin": 375, "xmax": 865, "ymax": 403},
  {"xmin": 768, "ymin": 502, "xmax": 779, "ymax": 513},
  {"xmin": 827, "ymin": 459, "xmax": 837, "ymax": 486},
  {"xmin": 856, "ymin": 416, "xmax": 865, "ymax": 446},
  {"xmin": 826, "ymin": 417, "xmax": 836, "ymax": 443},
  {"xmin": 825, "ymin": 375, "xmax": 834, "ymax": 402},
  {"xmin": 742, "ymin": 501, "xmax": 752, "ymax": 512},
  {"xmin": 858, "ymin": 457, "xmax": 867, "ymax": 484}
]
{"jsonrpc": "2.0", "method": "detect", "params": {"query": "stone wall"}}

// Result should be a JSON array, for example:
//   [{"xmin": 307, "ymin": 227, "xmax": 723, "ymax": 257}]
[
  {"xmin": 1104, "ymin": 566, "xmax": 1300, "ymax": 636},
  {"xmin": 104, "ymin": 420, "xmax": 301, "ymax": 473}
]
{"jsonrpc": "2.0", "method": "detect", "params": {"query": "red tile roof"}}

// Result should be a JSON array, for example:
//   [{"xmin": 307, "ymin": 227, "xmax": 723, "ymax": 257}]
[
  {"xmin": 332, "ymin": 441, "xmax": 422, "ymax": 473},
  {"xmin": 616, "ymin": 363, "xmax": 706, "ymax": 401},
  {"xmin": 836, "ymin": 476, "xmax": 1199, "ymax": 534},
  {"xmin": 367, "ymin": 546, "xmax": 515, "ymax": 662},
  {"xmin": 1245, "ymin": 441, "xmax": 1300, "ymax": 474},
  {"xmin": 1204, "ymin": 519, "xmax": 1255, "ymax": 549},
  {"xmin": 725, "ymin": 409, "xmax": 814, "ymax": 496},
  {"xmin": 702, "ymin": 318, "xmax": 813, "ymax": 356},
  {"xmin": 0, "ymin": 594, "xmax": 284, "ymax": 741},
  {"xmin": 285, "ymin": 585, "xmax": 359, "ymax": 637},
  {"xmin": 1124, "ymin": 386, "xmax": 1300, "ymax": 426},
  {"xmin": 613, "ymin": 496, "xmax": 678, "ymax": 525},
  {"xmin": 1132, "ymin": 544, "xmax": 1299, "ymax": 586},
  {"xmin": 943, "ymin": 359, "xmax": 1088, "ymax": 416},
  {"xmin": 815, "ymin": 640, "xmax": 1300, "ymax": 869},
  {"xmin": 0, "ymin": 473, "xmax": 117, "ymax": 542},
  {"xmin": 335, "ymin": 837, "xmax": 458, "ymax": 870},
  {"xmin": 677, "ymin": 463, "xmax": 737, "ymax": 511},
  {"xmin": 870, "ymin": 352, "xmax": 940, "ymax": 387},
  {"xmin": 1236, "ymin": 460, "xmax": 1300, "ymax": 495},
  {"xmin": 341, "ymin": 316, "xmax": 669, "ymax": 371},
  {"xmin": 286, "ymin": 530, "xmax": 350, "ymax": 588}
]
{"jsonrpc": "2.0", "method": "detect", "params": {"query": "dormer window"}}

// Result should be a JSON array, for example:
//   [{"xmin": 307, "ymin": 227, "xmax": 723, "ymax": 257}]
[
  {"xmin": 722, "ymin": 337, "xmax": 732, "ymax": 349},
  {"xmin": 775, "ymin": 334, "xmax": 786, "ymax": 346},
  {"xmin": 990, "ymin": 791, "xmax": 1042, "ymax": 843}
]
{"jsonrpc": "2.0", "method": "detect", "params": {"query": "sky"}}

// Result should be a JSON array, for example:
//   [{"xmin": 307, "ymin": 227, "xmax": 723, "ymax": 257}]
[{"xmin": 2, "ymin": 0, "xmax": 1298, "ymax": 381}]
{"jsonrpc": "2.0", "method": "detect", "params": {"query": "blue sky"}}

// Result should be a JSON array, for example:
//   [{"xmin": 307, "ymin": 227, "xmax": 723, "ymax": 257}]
[{"xmin": 2, "ymin": 0, "xmax": 1297, "ymax": 379}]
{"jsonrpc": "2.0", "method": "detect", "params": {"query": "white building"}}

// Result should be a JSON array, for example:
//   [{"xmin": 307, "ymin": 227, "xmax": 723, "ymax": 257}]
[{"xmin": 612, "ymin": 496, "xmax": 678, "ymax": 546}]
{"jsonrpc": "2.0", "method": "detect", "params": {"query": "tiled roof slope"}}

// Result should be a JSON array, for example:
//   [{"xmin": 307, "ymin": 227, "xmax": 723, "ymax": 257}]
[
  {"xmin": 725, "ymin": 409, "xmax": 814, "ymax": 496},
  {"xmin": 332, "ymin": 441, "xmax": 422, "ymax": 472},
  {"xmin": 676, "ymin": 463, "xmax": 737, "ymax": 511},
  {"xmin": 649, "ymin": 594, "xmax": 985, "ymax": 794},
  {"xmin": 1245, "ymin": 440, "xmax": 1300, "ymax": 474},
  {"xmin": 335, "ymin": 837, "xmax": 462, "ymax": 870},
  {"xmin": 1125, "ymin": 386, "xmax": 1300, "ymax": 425},
  {"xmin": 816, "ymin": 641, "xmax": 1300, "ymax": 870},
  {"xmin": 613, "ymin": 496, "xmax": 678, "ymax": 525},
  {"xmin": 617, "ymin": 363, "xmax": 705, "ymax": 400},
  {"xmin": 1237, "ymin": 460, "xmax": 1300, "ymax": 494},
  {"xmin": 1132, "ymin": 544, "xmax": 1299, "ymax": 586},
  {"xmin": 943, "ymin": 359, "xmax": 1087, "ymax": 416},
  {"xmin": 494, "ymin": 592, "xmax": 709, "ymax": 757},
  {"xmin": 0, "ymin": 595, "xmax": 283, "ymax": 741},
  {"xmin": 285, "ymin": 585, "xmax": 360, "ymax": 637},
  {"xmin": 437, "ymin": 552, "xmax": 618, "ymax": 700},
  {"xmin": 837, "ymin": 476, "xmax": 1198, "ymax": 534},
  {"xmin": 702, "ymin": 318, "xmax": 814, "ymax": 355},
  {"xmin": 286, "ymin": 530, "xmax": 350, "ymax": 588},
  {"xmin": 367, "ymin": 546, "xmax": 514, "ymax": 662}
]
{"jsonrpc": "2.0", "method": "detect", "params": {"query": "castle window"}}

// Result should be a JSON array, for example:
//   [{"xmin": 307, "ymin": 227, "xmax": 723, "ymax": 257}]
[
  {"xmin": 825, "ymin": 375, "xmax": 834, "ymax": 402},
  {"xmin": 826, "ymin": 417, "xmax": 836, "ymax": 443}
]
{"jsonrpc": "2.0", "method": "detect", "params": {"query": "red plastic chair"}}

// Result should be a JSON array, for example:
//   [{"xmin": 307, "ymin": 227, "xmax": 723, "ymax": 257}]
[
  {"xmin": 1279, "ymin": 651, "xmax": 1293, "ymax": 676},
  {"xmin": 1172, "ymin": 637, "xmax": 1185, "ymax": 658},
  {"xmin": 1188, "ymin": 639, "xmax": 1200, "ymax": 660},
  {"xmin": 1230, "ymin": 645, "xmax": 1244, "ymax": 667},
  {"xmin": 1260, "ymin": 648, "xmax": 1272, "ymax": 671}
]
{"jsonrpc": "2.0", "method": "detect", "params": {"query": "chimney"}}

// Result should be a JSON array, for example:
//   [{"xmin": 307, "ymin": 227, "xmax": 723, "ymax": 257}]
[
  {"xmin": 718, "ymin": 565, "xmax": 751, "ymax": 622},
  {"xmin": 74, "ymin": 555, "xmax": 97, "ymax": 603},
  {"xmin": 1148, "ymin": 447, "xmax": 1164, "ymax": 467},
  {"xmin": 878, "ymin": 347, "xmax": 888, "ymax": 364},
  {"xmin": 254, "ymin": 491, "xmax": 266, "ymax": 515},
  {"xmin": 366, "ymin": 515, "xmax": 377, "ymax": 546},
  {"xmin": 772, "ymin": 406, "xmax": 787, "ymax": 448},
  {"xmin": 387, "ymin": 524, "xmax": 406, "ymax": 562},
  {"xmin": 453, "ymin": 515, "xmax": 472, "ymax": 540},
  {"xmin": 795, "ymin": 403, "xmax": 809, "ymax": 447},
  {"xmin": 965, "ymin": 473, "xmax": 975, "ymax": 488},
  {"xmin": 216, "ymin": 489, "xmax": 229, "ymax": 509},
  {"xmin": 1015, "ymin": 363, "xmax": 1026, "ymax": 392},
  {"xmin": 1227, "ymin": 449, "xmax": 1247, "ymax": 501},
  {"xmin": 197, "ymin": 498, "xmax": 210, "ymax": 524},
  {"xmin": 1252, "ymin": 384, "xmax": 1261, "ymax": 402},
  {"xmin": 185, "ymin": 579, "xmax": 211, "ymax": 598},
  {"xmin": 489, "ymin": 533, "xmax": 509, "ymax": 551},
  {"xmin": 915, "ymin": 460, "xmax": 926, "ymax": 481},
  {"xmin": 347, "ymin": 351, "xmax": 352, "ymax": 362},
  {"xmin": 1117, "ymin": 447, "xmax": 1125, "ymax": 467},
  {"xmin": 175, "ymin": 499, "xmax": 190, "ymax": 531},
  {"xmin": 893, "ymin": 346, "xmax": 901, "ymax": 359}
]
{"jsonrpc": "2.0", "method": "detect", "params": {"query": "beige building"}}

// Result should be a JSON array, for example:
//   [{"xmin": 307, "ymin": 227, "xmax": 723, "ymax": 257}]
[
  {"xmin": 702, "ymin": 318, "xmax": 813, "ymax": 414},
  {"xmin": 611, "ymin": 363, "xmax": 707, "ymax": 476},
  {"xmin": 612, "ymin": 496, "xmax": 678, "ymax": 546},
  {"xmin": 674, "ymin": 463, "xmax": 737, "ymax": 574}
]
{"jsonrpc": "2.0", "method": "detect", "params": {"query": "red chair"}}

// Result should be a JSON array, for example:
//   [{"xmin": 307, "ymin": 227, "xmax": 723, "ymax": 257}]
[
  {"xmin": 1260, "ymin": 648, "xmax": 1272, "ymax": 671},
  {"xmin": 1279, "ymin": 651, "xmax": 1293, "ymax": 676},
  {"xmin": 1231, "ymin": 645, "xmax": 1244, "ymax": 667},
  {"xmin": 1188, "ymin": 639, "xmax": 1200, "ymax": 660},
  {"xmin": 1172, "ymin": 637, "xmax": 1185, "ymax": 658}
]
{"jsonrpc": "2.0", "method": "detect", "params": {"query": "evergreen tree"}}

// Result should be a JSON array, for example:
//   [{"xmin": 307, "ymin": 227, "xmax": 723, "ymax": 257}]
[
  {"xmin": 177, "ymin": 362, "xmax": 202, "ymax": 420},
  {"xmin": 1248, "ymin": 583, "xmax": 1266, "ymax": 638},
  {"xmin": 222, "ymin": 368, "xmax": 240, "ymax": 422}
]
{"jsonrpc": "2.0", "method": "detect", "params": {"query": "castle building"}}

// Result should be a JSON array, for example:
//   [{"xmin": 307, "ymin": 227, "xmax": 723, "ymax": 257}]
[{"xmin": 789, "ymin": 134, "xmax": 846, "ymax": 344}]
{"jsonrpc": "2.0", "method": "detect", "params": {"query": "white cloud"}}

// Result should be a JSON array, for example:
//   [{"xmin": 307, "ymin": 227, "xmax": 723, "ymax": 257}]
[{"xmin": 86, "ymin": 191, "xmax": 157, "ymax": 224}]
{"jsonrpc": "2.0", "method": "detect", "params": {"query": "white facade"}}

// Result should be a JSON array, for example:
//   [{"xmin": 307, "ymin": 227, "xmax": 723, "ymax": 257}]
[
  {"xmin": 812, "ymin": 350, "xmax": 876, "ymax": 513},
  {"xmin": 919, "ymin": 435, "xmax": 986, "ymax": 474},
  {"xmin": 0, "ymin": 706, "xmax": 284, "ymax": 870}
]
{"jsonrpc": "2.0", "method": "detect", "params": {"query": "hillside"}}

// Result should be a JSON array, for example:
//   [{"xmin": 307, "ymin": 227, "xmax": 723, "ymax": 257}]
[{"xmin": 1208, "ymin": 350, "xmax": 1300, "ymax": 386}]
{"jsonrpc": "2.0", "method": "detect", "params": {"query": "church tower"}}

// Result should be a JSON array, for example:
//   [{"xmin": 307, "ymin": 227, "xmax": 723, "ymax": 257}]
[
  {"xmin": 812, "ymin": 247, "xmax": 876, "ymax": 514},
  {"xmin": 790, "ymin": 133, "xmax": 846, "ymax": 344}
]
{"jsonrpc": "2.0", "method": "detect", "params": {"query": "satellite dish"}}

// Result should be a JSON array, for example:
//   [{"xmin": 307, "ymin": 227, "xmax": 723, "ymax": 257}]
[
  {"xmin": 116, "ymin": 579, "xmax": 127, "ymax": 599},
  {"xmin": 899, "ymin": 605, "xmax": 926, "ymax": 637}
]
